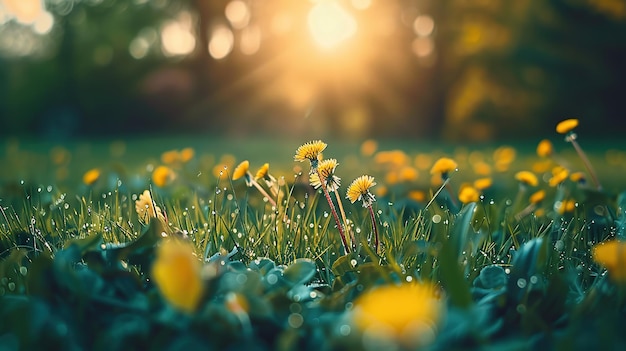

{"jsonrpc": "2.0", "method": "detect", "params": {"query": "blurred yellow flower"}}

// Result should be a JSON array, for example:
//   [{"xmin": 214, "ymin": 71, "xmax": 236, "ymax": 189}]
[
  {"xmin": 570, "ymin": 172, "xmax": 586, "ymax": 184},
  {"xmin": 375, "ymin": 150, "xmax": 409, "ymax": 166},
  {"xmin": 152, "ymin": 239, "xmax": 204, "ymax": 313},
  {"xmin": 493, "ymin": 146, "xmax": 517, "ymax": 165},
  {"xmin": 399, "ymin": 166, "xmax": 419, "ymax": 182},
  {"xmin": 180, "ymin": 147, "xmax": 195, "ymax": 163},
  {"xmin": 459, "ymin": 186, "xmax": 480, "ymax": 204},
  {"xmin": 556, "ymin": 118, "xmax": 579, "ymax": 134},
  {"xmin": 408, "ymin": 190, "xmax": 426, "ymax": 202},
  {"xmin": 360, "ymin": 139, "xmax": 378, "ymax": 157},
  {"xmin": 536, "ymin": 139, "xmax": 554, "ymax": 158},
  {"xmin": 593, "ymin": 240, "xmax": 626, "ymax": 283},
  {"xmin": 473, "ymin": 161, "xmax": 492, "ymax": 176},
  {"xmin": 294, "ymin": 140, "xmax": 327, "ymax": 163},
  {"xmin": 414, "ymin": 154, "xmax": 432, "ymax": 170},
  {"xmin": 161, "ymin": 150, "xmax": 180, "ymax": 164},
  {"xmin": 353, "ymin": 282, "xmax": 442, "ymax": 345},
  {"xmin": 529, "ymin": 190, "xmax": 546, "ymax": 204},
  {"xmin": 82, "ymin": 168, "xmax": 101, "ymax": 186},
  {"xmin": 549, "ymin": 167, "xmax": 570, "ymax": 187},
  {"xmin": 232, "ymin": 160, "xmax": 250, "ymax": 181},
  {"xmin": 152, "ymin": 165, "xmax": 175, "ymax": 187},
  {"xmin": 255, "ymin": 163, "xmax": 270, "ymax": 181},
  {"xmin": 135, "ymin": 190, "xmax": 165, "ymax": 223},
  {"xmin": 375, "ymin": 184, "xmax": 389, "ymax": 197},
  {"xmin": 346, "ymin": 175, "xmax": 376, "ymax": 207},
  {"xmin": 473, "ymin": 177, "xmax": 492, "ymax": 190},
  {"xmin": 430, "ymin": 157, "xmax": 458, "ymax": 178},
  {"xmin": 515, "ymin": 171, "xmax": 538, "ymax": 187},
  {"xmin": 558, "ymin": 199, "xmax": 576, "ymax": 214},
  {"xmin": 310, "ymin": 158, "xmax": 341, "ymax": 192},
  {"xmin": 385, "ymin": 171, "xmax": 399, "ymax": 185}
]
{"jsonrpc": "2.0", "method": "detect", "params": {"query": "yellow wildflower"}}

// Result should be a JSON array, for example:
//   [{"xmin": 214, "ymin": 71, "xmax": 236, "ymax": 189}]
[
  {"xmin": 294, "ymin": 140, "xmax": 327, "ymax": 163},
  {"xmin": 414, "ymin": 154, "xmax": 432, "ymax": 170},
  {"xmin": 556, "ymin": 118, "xmax": 579, "ymax": 134},
  {"xmin": 255, "ymin": 163, "xmax": 271, "ymax": 181},
  {"xmin": 310, "ymin": 158, "xmax": 341, "ymax": 192},
  {"xmin": 353, "ymin": 282, "xmax": 442, "ymax": 346},
  {"xmin": 375, "ymin": 185, "xmax": 388, "ymax": 197},
  {"xmin": 152, "ymin": 239, "xmax": 204, "ymax": 313},
  {"xmin": 493, "ymin": 146, "xmax": 517, "ymax": 165},
  {"xmin": 515, "ymin": 171, "xmax": 538, "ymax": 187},
  {"xmin": 232, "ymin": 160, "xmax": 250, "ymax": 181},
  {"xmin": 473, "ymin": 161, "xmax": 492, "ymax": 176},
  {"xmin": 549, "ymin": 167, "xmax": 570, "ymax": 187},
  {"xmin": 536, "ymin": 139, "xmax": 554, "ymax": 158},
  {"xmin": 385, "ymin": 171, "xmax": 399, "ymax": 185},
  {"xmin": 570, "ymin": 172, "xmax": 586, "ymax": 184},
  {"xmin": 346, "ymin": 175, "xmax": 376, "ymax": 207},
  {"xmin": 458, "ymin": 186, "xmax": 480, "ymax": 204},
  {"xmin": 430, "ymin": 157, "xmax": 458, "ymax": 179},
  {"xmin": 399, "ymin": 166, "xmax": 419, "ymax": 182},
  {"xmin": 180, "ymin": 147, "xmax": 195, "ymax": 163},
  {"xmin": 558, "ymin": 199, "xmax": 576, "ymax": 214},
  {"xmin": 83, "ymin": 168, "xmax": 101, "ymax": 186},
  {"xmin": 360, "ymin": 139, "xmax": 378, "ymax": 157},
  {"xmin": 152, "ymin": 166, "xmax": 174, "ymax": 187},
  {"xmin": 529, "ymin": 190, "xmax": 546, "ymax": 204},
  {"xmin": 135, "ymin": 190, "xmax": 165, "ymax": 223},
  {"xmin": 408, "ymin": 190, "xmax": 425, "ymax": 202},
  {"xmin": 593, "ymin": 240, "xmax": 626, "ymax": 283},
  {"xmin": 473, "ymin": 177, "xmax": 492, "ymax": 190},
  {"xmin": 161, "ymin": 150, "xmax": 180, "ymax": 164}
]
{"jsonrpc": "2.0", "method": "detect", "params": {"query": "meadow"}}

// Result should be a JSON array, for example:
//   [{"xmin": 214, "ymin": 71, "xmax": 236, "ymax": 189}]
[{"xmin": 1, "ymin": 119, "xmax": 626, "ymax": 350}]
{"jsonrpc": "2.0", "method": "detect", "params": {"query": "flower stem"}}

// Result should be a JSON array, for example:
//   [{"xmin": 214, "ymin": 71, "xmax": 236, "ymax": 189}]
[
  {"xmin": 569, "ymin": 137, "xmax": 602, "ymax": 190},
  {"xmin": 334, "ymin": 191, "xmax": 355, "ymax": 251},
  {"xmin": 250, "ymin": 179, "xmax": 278, "ymax": 208},
  {"xmin": 367, "ymin": 205, "xmax": 380, "ymax": 254},
  {"xmin": 316, "ymin": 169, "xmax": 350, "ymax": 254}
]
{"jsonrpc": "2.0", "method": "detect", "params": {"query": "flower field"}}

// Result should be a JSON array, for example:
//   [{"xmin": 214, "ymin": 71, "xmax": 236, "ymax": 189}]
[{"xmin": 2, "ymin": 120, "xmax": 626, "ymax": 350}]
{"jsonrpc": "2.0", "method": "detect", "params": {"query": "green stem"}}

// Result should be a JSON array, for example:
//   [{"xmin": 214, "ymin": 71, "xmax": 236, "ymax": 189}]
[
  {"xmin": 316, "ymin": 169, "xmax": 349, "ymax": 254},
  {"xmin": 368, "ymin": 205, "xmax": 380, "ymax": 254},
  {"xmin": 569, "ymin": 137, "xmax": 602, "ymax": 190}
]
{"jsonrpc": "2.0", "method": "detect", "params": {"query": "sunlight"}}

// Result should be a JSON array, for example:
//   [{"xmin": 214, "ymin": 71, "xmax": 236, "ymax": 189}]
[
  {"xmin": 160, "ymin": 12, "xmax": 196, "ymax": 57},
  {"xmin": 307, "ymin": 1, "xmax": 357, "ymax": 49}
]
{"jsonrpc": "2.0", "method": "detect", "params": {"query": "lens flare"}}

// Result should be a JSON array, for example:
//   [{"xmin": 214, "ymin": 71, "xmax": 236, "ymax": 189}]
[{"xmin": 307, "ymin": 1, "xmax": 357, "ymax": 49}]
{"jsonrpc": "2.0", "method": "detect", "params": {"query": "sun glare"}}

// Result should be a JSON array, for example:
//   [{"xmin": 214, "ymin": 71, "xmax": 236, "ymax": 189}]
[{"xmin": 307, "ymin": 1, "xmax": 357, "ymax": 49}]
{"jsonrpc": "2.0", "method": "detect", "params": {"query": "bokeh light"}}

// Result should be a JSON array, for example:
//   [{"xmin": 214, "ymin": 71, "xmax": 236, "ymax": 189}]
[
  {"xmin": 209, "ymin": 24, "xmax": 234, "ymax": 59},
  {"xmin": 307, "ymin": 1, "xmax": 357, "ymax": 49},
  {"xmin": 160, "ymin": 12, "xmax": 196, "ymax": 57}
]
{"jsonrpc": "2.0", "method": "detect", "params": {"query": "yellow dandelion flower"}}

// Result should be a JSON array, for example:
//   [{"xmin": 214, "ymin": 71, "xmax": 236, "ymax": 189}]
[
  {"xmin": 537, "ymin": 139, "xmax": 554, "ymax": 158},
  {"xmin": 473, "ymin": 161, "xmax": 492, "ymax": 176},
  {"xmin": 556, "ymin": 118, "xmax": 579, "ymax": 134},
  {"xmin": 534, "ymin": 208, "xmax": 545, "ymax": 217},
  {"xmin": 408, "ymin": 190, "xmax": 425, "ymax": 202},
  {"xmin": 294, "ymin": 140, "xmax": 327, "ymax": 163},
  {"xmin": 310, "ymin": 159, "xmax": 341, "ymax": 192},
  {"xmin": 360, "ymin": 139, "xmax": 378, "ymax": 157},
  {"xmin": 558, "ymin": 199, "xmax": 576, "ymax": 214},
  {"xmin": 161, "ymin": 150, "xmax": 180, "ymax": 164},
  {"xmin": 385, "ymin": 171, "xmax": 399, "ymax": 185},
  {"xmin": 152, "ymin": 239, "xmax": 204, "ymax": 313},
  {"xmin": 399, "ymin": 166, "xmax": 419, "ymax": 182},
  {"xmin": 375, "ymin": 185, "xmax": 388, "ymax": 197},
  {"xmin": 593, "ymin": 240, "xmax": 626, "ymax": 283},
  {"xmin": 549, "ymin": 167, "xmax": 570, "ymax": 187},
  {"xmin": 493, "ymin": 146, "xmax": 516, "ymax": 165},
  {"xmin": 353, "ymin": 282, "xmax": 442, "ymax": 345},
  {"xmin": 135, "ymin": 190, "xmax": 165, "ymax": 223},
  {"xmin": 152, "ymin": 165, "xmax": 174, "ymax": 187},
  {"xmin": 430, "ymin": 157, "xmax": 458, "ymax": 178},
  {"xmin": 459, "ymin": 186, "xmax": 480, "ymax": 204},
  {"xmin": 180, "ymin": 147, "xmax": 195, "ymax": 163},
  {"xmin": 515, "ymin": 171, "xmax": 538, "ymax": 187},
  {"xmin": 346, "ymin": 175, "xmax": 376, "ymax": 207},
  {"xmin": 414, "ymin": 154, "xmax": 432, "ymax": 170},
  {"xmin": 232, "ymin": 160, "xmax": 250, "ymax": 181},
  {"xmin": 83, "ymin": 168, "xmax": 101, "ymax": 186},
  {"xmin": 532, "ymin": 160, "xmax": 553, "ymax": 173},
  {"xmin": 529, "ymin": 190, "xmax": 546, "ymax": 204},
  {"xmin": 473, "ymin": 177, "xmax": 492, "ymax": 190},
  {"xmin": 255, "ymin": 163, "xmax": 270, "ymax": 181},
  {"xmin": 570, "ymin": 172, "xmax": 586, "ymax": 184}
]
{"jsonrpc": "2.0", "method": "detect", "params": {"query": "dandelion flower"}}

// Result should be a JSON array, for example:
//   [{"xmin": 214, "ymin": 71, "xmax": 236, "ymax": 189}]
[
  {"xmin": 255, "ymin": 163, "xmax": 271, "ymax": 181},
  {"xmin": 430, "ymin": 157, "xmax": 458, "ymax": 179},
  {"xmin": 570, "ymin": 172, "xmax": 586, "ymax": 184},
  {"xmin": 83, "ymin": 168, "xmax": 101, "ymax": 186},
  {"xmin": 152, "ymin": 239, "xmax": 204, "ymax": 313},
  {"xmin": 549, "ymin": 167, "xmax": 570, "ymax": 187},
  {"xmin": 473, "ymin": 177, "xmax": 492, "ymax": 190},
  {"xmin": 515, "ymin": 171, "xmax": 538, "ymax": 187},
  {"xmin": 458, "ymin": 186, "xmax": 480, "ymax": 204},
  {"xmin": 180, "ymin": 147, "xmax": 195, "ymax": 163},
  {"xmin": 347, "ymin": 175, "xmax": 376, "ymax": 207},
  {"xmin": 558, "ymin": 199, "xmax": 576, "ymax": 214},
  {"xmin": 529, "ymin": 190, "xmax": 546, "ymax": 204},
  {"xmin": 161, "ymin": 150, "xmax": 180, "ymax": 164},
  {"xmin": 135, "ymin": 190, "xmax": 165, "ymax": 223},
  {"xmin": 360, "ymin": 139, "xmax": 378, "ymax": 157},
  {"xmin": 593, "ymin": 240, "xmax": 626, "ymax": 283},
  {"xmin": 232, "ymin": 160, "xmax": 250, "ymax": 182},
  {"xmin": 309, "ymin": 158, "xmax": 341, "ymax": 192},
  {"xmin": 294, "ymin": 140, "xmax": 327, "ymax": 165},
  {"xmin": 152, "ymin": 165, "xmax": 174, "ymax": 187},
  {"xmin": 556, "ymin": 118, "xmax": 579, "ymax": 134},
  {"xmin": 536, "ymin": 139, "xmax": 554, "ymax": 158},
  {"xmin": 353, "ymin": 282, "xmax": 442, "ymax": 346}
]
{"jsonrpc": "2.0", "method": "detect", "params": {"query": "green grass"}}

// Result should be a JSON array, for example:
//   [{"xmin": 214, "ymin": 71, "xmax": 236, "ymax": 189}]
[{"xmin": 1, "ymin": 133, "xmax": 626, "ymax": 350}]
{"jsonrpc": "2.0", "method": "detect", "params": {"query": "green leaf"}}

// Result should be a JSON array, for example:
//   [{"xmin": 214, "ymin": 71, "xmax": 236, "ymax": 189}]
[
  {"xmin": 474, "ymin": 265, "xmax": 507, "ymax": 290},
  {"xmin": 282, "ymin": 258, "xmax": 316, "ymax": 286},
  {"xmin": 616, "ymin": 191, "xmax": 626, "ymax": 239},
  {"xmin": 507, "ymin": 237, "xmax": 548, "ymax": 303},
  {"xmin": 439, "ymin": 237, "xmax": 473, "ymax": 309},
  {"xmin": 450, "ymin": 202, "xmax": 477, "ymax": 259},
  {"xmin": 330, "ymin": 253, "xmax": 360, "ymax": 277}
]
